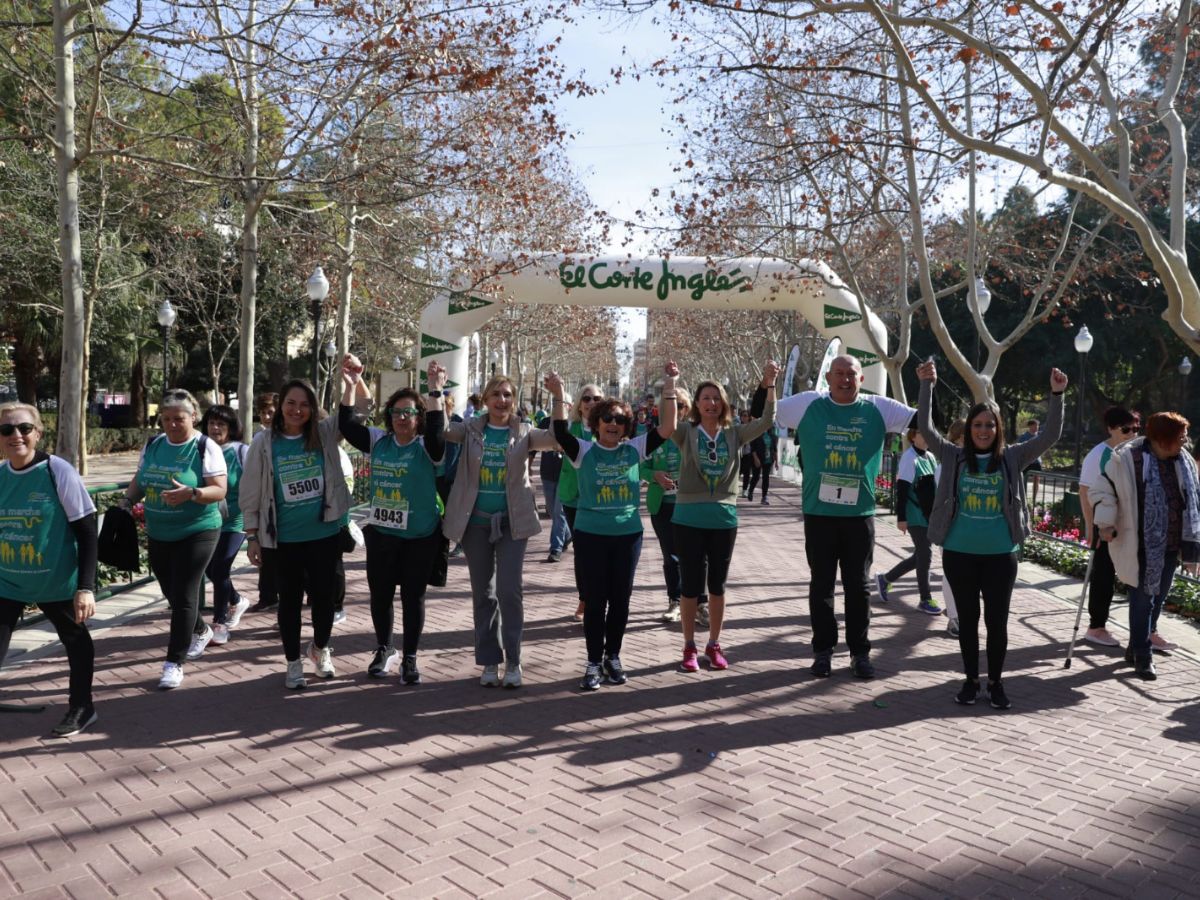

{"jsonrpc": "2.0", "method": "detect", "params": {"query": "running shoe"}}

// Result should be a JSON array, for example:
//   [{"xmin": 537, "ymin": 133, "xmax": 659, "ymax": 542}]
[
  {"xmin": 51, "ymin": 704, "xmax": 97, "ymax": 737},
  {"xmin": 502, "ymin": 663, "xmax": 523, "ymax": 689},
  {"xmin": 696, "ymin": 604, "xmax": 709, "ymax": 627},
  {"xmin": 285, "ymin": 659, "xmax": 306, "ymax": 690},
  {"xmin": 185, "ymin": 625, "xmax": 214, "ymax": 660},
  {"xmin": 480, "ymin": 664, "xmax": 500, "ymax": 687},
  {"xmin": 368, "ymin": 646, "xmax": 400, "ymax": 677},
  {"xmin": 307, "ymin": 641, "xmax": 335, "ymax": 679},
  {"xmin": 761, "ymin": 497, "xmax": 770, "ymax": 506},
  {"xmin": 954, "ymin": 678, "xmax": 979, "ymax": 705},
  {"xmin": 917, "ymin": 597, "xmax": 942, "ymax": 616},
  {"xmin": 401, "ymin": 655, "xmax": 421, "ymax": 685},
  {"xmin": 851, "ymin": 654, "xmax": 875, "ymax": 679},
  {"xmin": 947, "ymin": 617, "xmax": 960, "ymax": 638},
  {"xmin": 986, "ymin": 680, "xmax": 1012, "ymax": 710},
  {"xmin": 704, "ymin": 642, "xmax": 729, "ymax": 670},
  {"xmin": 679, "ymin": 644, "xmax": 700, "ymax": 673},
  {"xmin": 662, "ymin": 601, "xmax": 681, "ymax": 623},
  {"xmin": 226, "ymin": 595, "xmax": 251, "ymax": 628},
  {"xmin": 580, "ymin": 662, "xmax": 602, "ymax": 691},
  {"xmin": 158, "ymin": 662, "xmax": 184, "ymax": 690},
  {"xmin": 875, "ymin": 574, "xmax": 891, "ymax": 603},
  {"xmin": 602, "ymin": 656, "xmax": 627, "ymax": 685},
  {"xmin": 210, "ymin": 624, "xmax": 231, "ymax": 645},
  {"xmin": 810, "ymin": 653, "xmax": 832, "ymax": 678}
]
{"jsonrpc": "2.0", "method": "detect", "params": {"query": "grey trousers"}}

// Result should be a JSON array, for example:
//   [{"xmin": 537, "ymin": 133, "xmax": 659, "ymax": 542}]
[{"xmin": 461, "ymin": 522, "xmax": 528, "ymax": 666}]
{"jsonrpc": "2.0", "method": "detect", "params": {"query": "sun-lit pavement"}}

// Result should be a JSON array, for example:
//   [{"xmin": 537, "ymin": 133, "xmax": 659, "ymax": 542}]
[{"xmin": 3, "ymin": 472, "xmax": 1199, "ymax": 897}]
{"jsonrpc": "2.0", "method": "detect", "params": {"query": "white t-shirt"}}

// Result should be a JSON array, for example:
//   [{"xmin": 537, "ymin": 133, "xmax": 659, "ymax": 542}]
[
  {"xmin": 775, "ymin": 390, "xmax": 915, "ymax": 433},
  {"xmin": 1079, "ymin": 440, "xmax": 1115, "ymax": 489}
]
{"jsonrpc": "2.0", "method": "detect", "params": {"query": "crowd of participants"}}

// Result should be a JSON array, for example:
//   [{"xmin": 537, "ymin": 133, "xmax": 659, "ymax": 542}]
[{"xmin": 1, "ymin": 351, "xmax": 1196, "ymax": 736}]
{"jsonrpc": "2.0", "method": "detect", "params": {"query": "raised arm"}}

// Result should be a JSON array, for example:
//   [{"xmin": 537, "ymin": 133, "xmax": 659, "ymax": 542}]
[
  {"xmin": 423, "ymin": 361, "xmax": 447, "ymax": 462},
  {"xmin": 736, "ymin": 358, "xmax": 780, "ymax": 443},
  {"xmin": 544, "ymin": 370, "xmax": 580, "ymax": 461},
  {"xmin": 915, "ymin": 360, "xmax": 955, "ymax": 459},
  {"xmin": 656, "ymin": 361, "xmax": 679, "ymax": 440}
]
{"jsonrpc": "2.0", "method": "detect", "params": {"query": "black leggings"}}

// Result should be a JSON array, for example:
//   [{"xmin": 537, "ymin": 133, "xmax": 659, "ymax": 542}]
[
  {"xmin": 673, "ymin": 523, "xmax": 737, "ymax": 597},
  {"xmin": 573, "ymin": 530, "xmax": 643, "ymax": 662},
  {"xmin": 267, "ymin": 534, "xmax": 342, "ymax": 661},
  {"xmin": 942, "ymin": 549, "xmax": 1018, "ymax": 682},
  {"xmin": 747, "ymin": 466, "xmax": 771, "ymax": 500},
  {"xmin": 364, "ymin": 524, "xmax": 442, "ymax": 654},
  {"xmin": 148, "ymin": 530, "xmax": 220, "ymax": 664},
  {"xmin": 1088, "ymin": 531, "xmax": 1117, "ymax": 630},
  {"xmin": 205, "ymin": 531, "xmax": 246, "ymax": 624},
  {"xmin": 740, "ymin": 455, "xmax": 752, "ymax": 491},
  {"xmin": 0, "ymin": 598, "xmax": 94, "ymax": 706}
]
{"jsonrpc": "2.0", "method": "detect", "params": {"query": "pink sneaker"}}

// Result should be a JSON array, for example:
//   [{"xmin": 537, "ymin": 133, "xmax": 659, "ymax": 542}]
[
  {"xmin": 679, "ymin": 644, "xmax": 700, "ymax": 673},
  {"xmin": 704, "ymin": 642, "xmax": 729, "ymax": 670}
]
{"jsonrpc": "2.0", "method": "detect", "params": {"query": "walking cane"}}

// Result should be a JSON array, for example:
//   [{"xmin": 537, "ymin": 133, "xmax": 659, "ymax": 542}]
[{"xmin": 1064, "ymin": 532, "xmax": 1103, "ymax": 669}]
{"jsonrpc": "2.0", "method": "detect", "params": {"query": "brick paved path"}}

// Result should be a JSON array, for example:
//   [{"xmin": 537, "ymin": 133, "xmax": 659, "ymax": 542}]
[{"xmin": 3, "ymin": 477, "xmax": 1199, "ymax": 897}]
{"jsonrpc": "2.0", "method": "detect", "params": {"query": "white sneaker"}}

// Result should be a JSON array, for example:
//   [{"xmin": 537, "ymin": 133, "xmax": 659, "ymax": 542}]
[
  {"xmin": 186, "ymin": 625, "xmax": 214, "ymax": 660},
  {"xmin": 210, "ymin": 624, "xmax": 231, "ymax": 646},
  {"xmin": 158, "ymin": 662, "xmax": 184, "ymax": 690},
  {"xmin": 696, "ymin": 605, "xmax": 710, "ymax": 628},
  {"xmin": 285, "ymin": 659, "xmax": 307, "ymax": 690},
  {"xmin": 480, "ymin": 664, "xmax": 501, "ymax": 687},
  {"xmin": 332, "ymin": 608, "xmax": 347, "ymax": 625},
  {"xmin": 226, "ymin": 595, "xmax": 251, "ymax": 628},
  {"xmin": 307, "ymin": 641, "xmax": 335, "ymax": 678},
  {"xmin": 662, "ymin": 602, "xmax": 681, "ymax": 623},
  {"xmin": 502, "ymin": 663, "xmax": 523, "ymax": 689}
]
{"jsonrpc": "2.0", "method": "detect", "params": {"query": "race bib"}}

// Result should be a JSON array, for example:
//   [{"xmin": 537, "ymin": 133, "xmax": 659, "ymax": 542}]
[
  {"xmin": 818, "ymin": 473, "xmax": 859, "ymax": 506},
  {"xmin": 370, "ymin": 496, "xmax": 409, "ymax": 530},
  {"xmin": 282, "ymin": 467, "xmax": 323, "ymax": 503}
]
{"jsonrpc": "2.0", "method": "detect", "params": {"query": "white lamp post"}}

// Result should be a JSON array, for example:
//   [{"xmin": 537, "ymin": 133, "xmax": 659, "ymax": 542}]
[
  {"xmin": 1074, "ymin": 326, "xmax": 1094, "ymax": 473},
  {"xmin": 306, "ymin": 267, "xmax": 330, "ymax": 385},
  {"xmin": 156, "ymin": 298, "xmax": 177, "ymax": 391}
]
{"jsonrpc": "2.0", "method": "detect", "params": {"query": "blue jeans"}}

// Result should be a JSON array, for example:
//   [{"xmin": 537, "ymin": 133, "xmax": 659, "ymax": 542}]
[
  {"xmin": 541, "ymin": 480, "xmax": 571, "ymax": 553},
  {"xmin": 1128, "ymin": 551, "xmax": 1177, "ymax": 657}
]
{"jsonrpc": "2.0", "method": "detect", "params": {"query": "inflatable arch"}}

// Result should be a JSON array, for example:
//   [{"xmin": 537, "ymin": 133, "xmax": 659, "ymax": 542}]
[{"xmin": 417, "ymin": 255, "xmax": 891, "ymax": 408}]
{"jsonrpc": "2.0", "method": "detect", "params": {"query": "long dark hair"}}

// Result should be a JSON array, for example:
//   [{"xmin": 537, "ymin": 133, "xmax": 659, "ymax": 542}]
[
  {"xmin": 964, "ymin": 402, "xmax": 1005, "ymax": 472},
  {"xmin": 200, "ymin": 404, "xmax": 243, "ymax": 443},
  {"xmin": 273, "ymin": 379, "xmax": 323, "ymax": 451}
]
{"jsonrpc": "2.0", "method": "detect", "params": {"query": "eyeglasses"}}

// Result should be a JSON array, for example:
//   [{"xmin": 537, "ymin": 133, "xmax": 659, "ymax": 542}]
[
  {"xmin": 0, "ymin": 423, "xmax": 36, "ymax": 437},
  {"xmin": 581, "ymin": 396, "xmax": 598, "ymax": 403},
  {"xmin": 1118, "ymin": 425, "xmax": 1135, "ymax": 434},
  {"xmin": 387, "ymin": 407, "xmax": 420, "ymax": 420},
  {"xmin": 600, "ymin": 413, "xmax": 630, "ymax": 426}
]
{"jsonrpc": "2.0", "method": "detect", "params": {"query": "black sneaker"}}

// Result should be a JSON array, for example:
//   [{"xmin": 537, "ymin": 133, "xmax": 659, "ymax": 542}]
[
  {"xmin": 401, "ymin": 654, "xmax": 421, "ymax": 685},
  {"xmin": 251, "ymin": 599, "xmax": 278, "ymax": 613},
  {"xmin": 580, "ymin": 662, "xmax": 602, "ymax": 691},
  {"xmin": 51, "ymin": 704, "xmax": 97, "ymax": 737},
  {"xmin": 954, "ymin": 678, "xmax": 980, "ymax": 705},
  {"xmin": 1134, "ymin": 656, "xmax": 1158, "ymax": 681},
  {"xmin": 602, "ymin": 656, "xmax": 627, "ymax": 685},
  {"xmin": 547, "ymin": 550, "xmax": 562, "ymax": 562},
  {"xmin": 810, "ymin": 653, "xmax": 832, "ymax": 678},
  {"xmin": 987, "ymin": 680, "xmax": 1012, "ymax": 710},
  {"xmin": 368, "ymin": 646, "xmax": 399, "ymax": 677},
  {"xmin": 851, "ymin": 654, "xmax": 875, "ymax": 679}
]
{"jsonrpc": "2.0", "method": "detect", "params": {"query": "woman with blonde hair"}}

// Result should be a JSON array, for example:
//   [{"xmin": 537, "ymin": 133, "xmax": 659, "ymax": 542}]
[
  {"xmin": 444, "ymin": 373, "xmax": 559, "ymax": 688},
  {"xmin": 672, "ymin": 364, "xmax": 779, "ymax": 672}
]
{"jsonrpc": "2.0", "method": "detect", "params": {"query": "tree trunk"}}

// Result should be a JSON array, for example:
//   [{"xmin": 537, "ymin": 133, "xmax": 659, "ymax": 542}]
[
  {"xmin": 53, "ymin": 0, "xmax": 84, "ymax": 466},
  {"xmin": 235, "ymin": 0, "xmax": 261, "ymax": 438},
  {"xmin": 130, "ymin": 350, "xmax": 147, "ymax": 427},
  {"xmin": 13, "ymin": 340, "xmax": 40, "ymax": 405}
]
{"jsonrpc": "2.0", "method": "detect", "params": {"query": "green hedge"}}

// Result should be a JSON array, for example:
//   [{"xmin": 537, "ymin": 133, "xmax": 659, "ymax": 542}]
[{"xmin": 39, "ymin": 426, "xmax": 156, "ymax": 455}]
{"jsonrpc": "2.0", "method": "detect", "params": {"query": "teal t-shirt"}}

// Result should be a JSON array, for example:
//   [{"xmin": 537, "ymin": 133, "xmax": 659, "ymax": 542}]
[
  {"xmin": 367, "ymin": 433, "xmax": 439, "ymax": 539},
  {"xmin": 471, "ymin": 425, "xmax": 510, "ymax": 525},
  {"xmin": 673, "ymin": 427, "xmax": 738, "ymax": 530},
  {"xmin": 943, "ymin": 455, "xmax": 1019, "ymax": 555},
  {"xmin": 272, "ymin": 435, "xmax": 339, "ymax": 543},
  {"xmin": 645, "ymin": 439, "xmax": 681, "ymax": 516},
  {"xmin": 222, "ymin": 443, "xmax": 245, "ymax": 534},
  {"xmin": 139, "ymin": 435, "xmax": 223, "ymax": 541},
  {"xmin": 903, "ymin": 450, "xmax": 938, "ymax": 529},
  {"xmin": 0, "ymin": 459, "xmax": 80, "ymax": 603},
  {"xmin": 796, "ymin": 396, "xmax": 888, "ymax": 517},
  {"xmin": 573, "ymin": 434, "xmax": 651, "ymax": 536}
]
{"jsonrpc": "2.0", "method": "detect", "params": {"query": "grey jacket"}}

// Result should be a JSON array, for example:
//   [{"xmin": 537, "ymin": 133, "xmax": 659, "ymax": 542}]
[
  {"xmin": 672, "ymin": 395, "xmax": 776, "ymax": 506},
  {"xmin": 239, "ymin": 413, "xmax": 353, "ymax": 549},
  {"xmin": 917, "ymin": 380, "xmax": 1063, "ymax": 547},
  {"xmin": 442, "ymin": 415, "xmax": 558, "ymax": 542}
]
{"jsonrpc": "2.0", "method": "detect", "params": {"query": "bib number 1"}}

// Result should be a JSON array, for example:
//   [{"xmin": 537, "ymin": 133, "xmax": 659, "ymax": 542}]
[{"xmin": 818, "ymin": 473, "xmax": 860, "ymax": 506}]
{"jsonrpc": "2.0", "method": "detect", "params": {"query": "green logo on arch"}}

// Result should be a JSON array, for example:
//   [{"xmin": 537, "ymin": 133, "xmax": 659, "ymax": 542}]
[
  {"xmin": 823, "ymin": 304, "xmax": 863, "ymax": 328},
  {"xmin": 448, "ymin": 292, "xmax": 493, "ymax": 315},
  {"xmin": 420, "ymin": 333, "xmax": 459, "ymax": 358},
  {"xmin": 846, "ymin": 347, "xmax": 880, "ymax": 368}
]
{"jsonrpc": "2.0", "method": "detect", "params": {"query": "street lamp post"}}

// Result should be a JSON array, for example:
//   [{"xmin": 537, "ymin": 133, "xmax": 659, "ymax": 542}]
[
  {"xmin": 306, "ymin": 267, "xmax": 330, "ymax": 387},
  {"xmin": 323, "ymin": 339, "xmax": 337, "ymax": 409},
  {"xmin": 1073, "ymin": 326, "xmax": 1094, "ymax": 474},
  {"xmin": 156, "ymin": 298, "xmax": 177, "ymax": 393},
  {"xmin": 972, "ymin": 276, "xmax": 991, "ymax": 371},
  {"xmin": 1179, "ymin": 355, "xmax": 1192, "ymax": 412}
]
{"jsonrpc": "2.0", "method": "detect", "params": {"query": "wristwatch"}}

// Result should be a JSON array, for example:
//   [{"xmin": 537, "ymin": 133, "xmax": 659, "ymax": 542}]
[{"xmin": 428, "ymin": 391, "xmax": 441, "ymax": 399}]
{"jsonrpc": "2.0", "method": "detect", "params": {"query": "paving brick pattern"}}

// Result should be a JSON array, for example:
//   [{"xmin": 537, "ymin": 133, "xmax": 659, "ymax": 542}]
[{"xmin": 3, "ymin": 477, "xmax": 1199, "ymax": 897}]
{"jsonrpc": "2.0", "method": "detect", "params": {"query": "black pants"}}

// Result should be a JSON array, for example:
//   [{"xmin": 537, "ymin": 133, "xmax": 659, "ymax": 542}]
[
  {"xmin": 148, "ymin": 530, "xmax": 220, "ymax": 664},
  {"xmin": 257, "ymin": 546, "xmax": 280, "ymax": 608},
  {"xmin": 884, "ymin": 525, "xmax": 933, "ymax": 600},
  {"xmin": 649, "ymin": 502, "xmax": 708, "ymax": 605},
  {"xmin": 942, "ymin": 549, "xmax": 1018, "ymax": 682},
  {"xmin": 674, "ymin": 523, "xmax": 737, "ymax": 597},
  {"xmin": 740, "ymin": 455, "xmax": 752, "ymax": 491},
  {"xmin": 747, "ymin": 466, "xmax": 770, "ymax": 500},
  {"xmin": 0, "ymin": 598, "xmax": 94, "ymax": 706},
  {"xmin": 205, "ymin": 531, "xmax": 246, "ymax": 624},
  {"xmin": 574, "ymin": 530, "xmax": 643, "ymax": 663},
  {"xmin": 1088, "ymin": 530, "xmax": 1117, "ymax": 630},
  {"xmin": 364, "ymin": 524, "xmax": 442, "ymax": 655},
  {"xmin": 804, "ymin": 514, "xmax": 874, "ymax": 656},
  {"xmin": 267, "ymin": 534, "xmax": 341, "ymax": 661}
]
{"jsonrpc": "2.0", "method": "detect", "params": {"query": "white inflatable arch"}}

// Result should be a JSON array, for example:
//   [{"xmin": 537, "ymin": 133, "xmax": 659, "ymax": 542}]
[{"xmin": 417, "ymin": 254, "xmax": 891, "ymax": 407}]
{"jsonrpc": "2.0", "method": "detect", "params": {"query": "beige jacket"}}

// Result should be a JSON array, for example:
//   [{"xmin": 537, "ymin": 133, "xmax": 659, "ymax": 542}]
[{"xmin": 442, "ymin": 415, "xmax": 558, "ymax": 542}]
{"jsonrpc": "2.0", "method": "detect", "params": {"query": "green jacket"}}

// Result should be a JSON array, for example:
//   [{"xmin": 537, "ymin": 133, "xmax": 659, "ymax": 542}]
[{"xmin": 672, "ymin": 395, "xmax": 776, "ymax": 507}]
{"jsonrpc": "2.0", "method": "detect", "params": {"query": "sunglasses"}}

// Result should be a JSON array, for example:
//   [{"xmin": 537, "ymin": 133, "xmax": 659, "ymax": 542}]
[
  {"xmin": 600, "ymin": 413, "xmax": 630, "ymax": 426},
  {"xmin": 1119, "ymin": 425, "xmax": 1136, "ymax": 434},
  {"xmin": 387, "ymin": 407, "xmax": 420, "ymax": 420},
  {"xmin": 581, "ymin": 396, "xmax": 598, "ymax": 403},
  {"xmin": 704, "ymin": 434, "xmax": 719, "ymax": 463},
  {"xmin": 0, "ymin": 423, "xmax": 36, "ymax": 437}
]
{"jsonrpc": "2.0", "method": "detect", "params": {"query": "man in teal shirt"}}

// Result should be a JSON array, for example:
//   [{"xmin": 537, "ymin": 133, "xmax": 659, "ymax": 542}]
[{"xmin": 776, "ymin": 355, "xmax": 915, "ymax": 678}]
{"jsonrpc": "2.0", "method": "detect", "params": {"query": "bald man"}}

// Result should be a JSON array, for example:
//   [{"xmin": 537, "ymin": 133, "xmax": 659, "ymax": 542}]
[{"xmin": 776, "ymin": 355, "xmax": 916, "ymax": 679}]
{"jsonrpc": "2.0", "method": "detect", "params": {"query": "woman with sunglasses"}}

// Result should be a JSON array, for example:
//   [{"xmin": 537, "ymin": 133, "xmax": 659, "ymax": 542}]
[
  {"xmin": 546, "ymin": 364, "xmax": 679, "ymax": 689},
  {"xmin": 444, "ymin": 372, "xmax": 559, "ymax": 688},
  {"xmin": 336, "ymin": 354, "xmax": 446, "ymax": 684},
  {"xmin": 558, "ymin": 383, "xmax": 602, "ymax": 619},
  {"xmin": 123, "ymin": 389, "xmax": 228, "ymax": 690},
  {"xmin": 0, "ymin": 404, "xmax": 99, "ymax": 736},
  {"xmin": 197, "ymin": 404, "xmax": 251, "ymax": 646},
  {"xmin": 916, "ymin": 360, "xmax": 1066, "ymax": 709},
  {"xmin": 1077, "ymin": 406, "xmax": 1140, "ymax": 649},
  {"xmin": 643, "ymin": 388, "xmax": 706, "ymax": 624},
  {"xmin": 240, "ymin": 379, "xmax": 354, "ymax": 689},
  {"xmin": 672, "ymin": 362, "xmax": 780, "ymax": 673}
]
